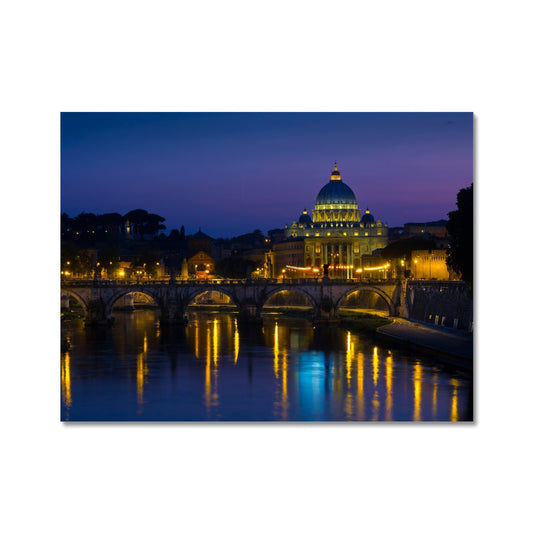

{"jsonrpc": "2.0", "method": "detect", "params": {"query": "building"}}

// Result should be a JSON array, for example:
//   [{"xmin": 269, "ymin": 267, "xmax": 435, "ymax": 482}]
[
  {"xmin": 187, "ymin": 229, "xmax": 214, "ymax": 256},
  {"xmin": 403, "ymin": 220, "xmax": 449, "ymax": 239},
  {"xmin": 188, "ymin": 251, "xmax": 215, "ymax": 279},
  {"xmin": 268, "ymin": 163, "xmax": 389, "ymax": 278},
  {"xmin": 410, "ymin": 249, "xmax": 456, "ymax": 280}
]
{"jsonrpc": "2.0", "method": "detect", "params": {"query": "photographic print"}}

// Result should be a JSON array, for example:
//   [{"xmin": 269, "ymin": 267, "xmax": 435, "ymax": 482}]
[{"xmin": 60, "ymin": 112, "xmax": 473, "ymax": 421}]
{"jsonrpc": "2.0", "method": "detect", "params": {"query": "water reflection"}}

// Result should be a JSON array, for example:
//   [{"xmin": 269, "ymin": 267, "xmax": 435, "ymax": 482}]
[
  {"xmin": 60, "ymin": 311, "xmax": 473, "ymax": 421},
  {"xmin": 61, "ymin": 351, "xmax": 72, "ymax": 415},
  {"xmin": 136, "ymin": 333, "xmax": 148, "ymax": 414}
]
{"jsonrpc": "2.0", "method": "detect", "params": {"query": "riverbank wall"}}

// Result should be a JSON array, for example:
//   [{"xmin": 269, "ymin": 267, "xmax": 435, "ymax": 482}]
[{"xmin": 376, "ymin": 318, "xmax": 473, "ymax": 370}]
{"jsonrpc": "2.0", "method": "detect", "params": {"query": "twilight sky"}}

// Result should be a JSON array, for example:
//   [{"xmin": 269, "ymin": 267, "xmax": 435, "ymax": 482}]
[{"xmin": 61, "ymin": 112, "xmax": 473, "ymax": 238}]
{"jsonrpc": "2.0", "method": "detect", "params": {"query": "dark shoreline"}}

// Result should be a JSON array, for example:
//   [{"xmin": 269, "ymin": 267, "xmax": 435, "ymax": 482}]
[{"xmin": 376, "ymin": 319, "xmax": 473, "ymax": 370}]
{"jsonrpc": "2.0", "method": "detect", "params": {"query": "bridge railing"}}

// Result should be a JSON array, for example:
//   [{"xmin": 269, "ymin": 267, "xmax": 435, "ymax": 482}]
[{"xmin": 61, "ymin": 277, "xmax": 403, "ymax": 288}]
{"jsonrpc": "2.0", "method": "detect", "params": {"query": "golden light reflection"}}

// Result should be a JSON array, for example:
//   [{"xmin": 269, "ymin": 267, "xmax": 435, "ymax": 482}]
[
  {"xmin": 356, "ymin": 351, "xmax": 365, "ymax": 419},
  {"xmin": 137, "ymin": 351, "xmax": 148, "ymax": 412},
  {"xmin": 61, "ymin": 352, "xmax": 72, "ymax": 411},
  {"xmin": 213, "ymin": 319, "xmax": 219, "ymax": 368},
  {"xmin": 204, "ymin": 326, "xmax": 219, "ymax": 413},
  {"xmin": 413, "ymin": 362, "xmax": 422, "ymax": 421},
  {"xmin": 233, "ymin": 319, "xmax": 239, "ymax": 365},
  {"xmin": 205, "ymin": 327, "xmax": 211, "ymax": 411},
  {"xmin": 271, "ymin": 321, "xmax": 289, "ymax": 420},
  {"xmin": 372, "ymin": 346, "xmax": 379, "ymax": 387},
  {"xmin": 345, "ymin": 332, "xmax": 354, "ymax": 385},
  {"xmin": 281, "ymin": 350, "xmax": 289, "ymax": 421},
  {"xmin": 450, "ymin": 378, "xmax": 459, "ymax": 421},
  {"xmin": 371, "ymin": 347, "xmax": 381, "ymax": 420},
  {"xmin": 385, "ymin": 353, "xmax": 393, "ymax": 421},
  {"xmin": 273, "ymin": 322, "xmax": 280, "ymax": 379},
  {"xmin": 432, "ymin": 373, "xmax": 439, "ymax": 419},
  {"xmin": 344, "ymin": 391, "xmax": 354, "ymax": 419}
]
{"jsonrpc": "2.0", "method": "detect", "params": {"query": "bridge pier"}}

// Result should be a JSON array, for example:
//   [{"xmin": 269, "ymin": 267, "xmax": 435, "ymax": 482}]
[
  {"xmin": 238, "ymin": 304, "xmax": 263, "ymax": 324},
  {"xmin": 159, "ymin": 301, "xmax": 189, "ymax": 326},
  {"xmin": 61, "ymin": 292, "xmax": 70, "ymax": 310},
  {"xmin": 85, "ymin": 299, "xmax": 114, "ymax": 327}
]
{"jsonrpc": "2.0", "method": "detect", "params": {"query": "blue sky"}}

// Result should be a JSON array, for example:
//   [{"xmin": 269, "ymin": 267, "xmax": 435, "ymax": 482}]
[{"xmin": 61, "ymin": 112, "xmax": 473, "ymax": 238}]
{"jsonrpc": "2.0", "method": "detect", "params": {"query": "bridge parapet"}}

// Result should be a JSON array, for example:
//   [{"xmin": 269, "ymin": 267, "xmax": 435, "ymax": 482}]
[{"xmin": 61, "ymin": 278, "xmax": 426, "ymax": 326}]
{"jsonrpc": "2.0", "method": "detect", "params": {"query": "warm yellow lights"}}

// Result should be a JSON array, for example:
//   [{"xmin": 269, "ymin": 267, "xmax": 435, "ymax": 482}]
[
  {"xmin": 233, "ymin": 320, "xmax": 239, "ymax": 365},
  {"xmin": 450, "ymin": 378, "xmax": 459, "ymax": 421},
  {"xmin": 413, "ymin": 362, "xmax": 422, "ymax": 421},
  {"xmin": 361, "ymin": 263, "xmax": 391, "ymax": 272},
  {"xmin": 61, "ymin": 352, "xmax": 72, "ymax": 410},
  {"xmin": 273, "ymin": 322, "xmax": 279, "ymax": 379}
]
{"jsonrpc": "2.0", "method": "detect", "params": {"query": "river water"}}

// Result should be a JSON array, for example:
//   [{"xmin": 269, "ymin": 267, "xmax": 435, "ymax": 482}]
[{"xmin": 60, "ymin": 310, "xmax": 473, "ymax": 422}]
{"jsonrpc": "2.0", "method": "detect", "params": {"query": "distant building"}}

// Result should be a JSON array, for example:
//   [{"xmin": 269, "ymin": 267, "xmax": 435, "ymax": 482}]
[
  {"xmin": 188, "ymin": 251, "xmax": 215, "ymax": 279},
  {"xmin": 403, "ymin": 220, "xmax": 449, "ymax": 239},
  {"xmin": 187, "ymin": 229, "xmax": 214, "ymax": 256},
  {"xmin": 410, "ymin": 249, "xmax": 457, "ymax": 280},
  {"xmin": 267, "ymin": 163, "xmax": 388, "ymax": 278},
  {"xmin": 265, "ymin": 239, "xmax": 306, "ymax": 278}
]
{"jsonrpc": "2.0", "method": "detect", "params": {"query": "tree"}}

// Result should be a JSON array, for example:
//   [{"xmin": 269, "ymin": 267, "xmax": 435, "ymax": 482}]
[
  {"xmin": 96, "ymin": 213, "xmax": 123, "ymax": 241},
  {"xmin": 136, "ymin": 246, "xmax": 162, "ymax": 278},
  {"xmin": 123, "ymin": 209, "xmax": 166, "ymax": 239},
  {"xmin": 124, "ymin": 209, "xmax": 149, "ymax": 238},
  {"xmin": 98, "ymin": 245, "xmax": 121, "ymax": 277},
  {"xmin": 144, "ymin": 213, "xmax": 166, "ymax": 237},
  {"xmin": 446, "ymin": 184, "xmax": 473, "ymax": 289}
]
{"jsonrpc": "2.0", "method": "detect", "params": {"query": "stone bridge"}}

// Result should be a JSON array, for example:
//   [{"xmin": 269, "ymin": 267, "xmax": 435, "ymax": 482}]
[{"xmin": 61, "ymin": 278, "xmax": 411, "ymax": 326}]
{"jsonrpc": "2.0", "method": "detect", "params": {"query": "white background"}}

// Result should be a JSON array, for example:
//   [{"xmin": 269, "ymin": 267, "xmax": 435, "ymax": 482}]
[{"xmin": 1, "ymin": 1, "xmax": 531, "ymax": 532}]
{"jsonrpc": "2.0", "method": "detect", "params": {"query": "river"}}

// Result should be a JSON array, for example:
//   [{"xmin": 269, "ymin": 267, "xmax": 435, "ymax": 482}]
[{"xmin": 60, "ymin": 310, "xmax": 473, "ymax": 421}]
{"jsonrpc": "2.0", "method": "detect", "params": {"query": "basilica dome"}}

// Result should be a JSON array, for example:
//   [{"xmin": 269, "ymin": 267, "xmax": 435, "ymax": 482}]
[
  {"xmin": 361, "ymin": 208, "xmax": 375, "ymax": 227},
  {"xmin": 312, "ymin": 163, "xmax": 360, "ymax": 226},
  {"xmin": 315, "ymin": 164, "xmax": 357, "ymax": 206},
  {"xmin": 298, "ymin": 209, "xmax": 312, "ymax": 226}
]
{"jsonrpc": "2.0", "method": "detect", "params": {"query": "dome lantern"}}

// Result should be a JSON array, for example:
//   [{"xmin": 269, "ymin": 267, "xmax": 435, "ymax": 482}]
[{"xmin": 330, "ymin": 161, "xmax": 341, "ymax": 181}]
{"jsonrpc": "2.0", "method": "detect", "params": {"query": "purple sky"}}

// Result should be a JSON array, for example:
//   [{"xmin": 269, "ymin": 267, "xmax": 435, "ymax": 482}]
[{"xmin": 61, "ymin": 112, "xmax": 473, "ymax": 238}]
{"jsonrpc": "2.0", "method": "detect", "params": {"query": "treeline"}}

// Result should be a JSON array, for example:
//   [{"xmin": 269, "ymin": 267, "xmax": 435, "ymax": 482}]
[
  {"xmin": 61, "ymin": 209, "xmax": 167, "ymax": 245},
  {"xmin": 61, "ymin": 209, "xmax": 270, "ymax": 279}
]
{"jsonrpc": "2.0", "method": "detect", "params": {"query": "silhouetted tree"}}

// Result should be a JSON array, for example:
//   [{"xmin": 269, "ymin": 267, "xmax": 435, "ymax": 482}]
[
  {"xmin": 98, "ymin": 245, "xmax": 121, "ymax": 277},
  {"xmin": 61, "ymin": 213, "xmax": 74, "ymax": 240},
  {"xmin": 446, "ymin": 184, "xmax": 473, "ymax": 290},
  {"xmin": 144, "ymin": 213, "xmax": 166, "ymax": 237},
  {"xmin": 137, "ymin": 246, "xmax": 162, "ymax": 278},
  {"xmin": 96, "ymin": 213, "xmax": 123, "ymax": 241},
  {"xmin": 123, "ymin": 209, "xmax": 166, "ymax": 239}
]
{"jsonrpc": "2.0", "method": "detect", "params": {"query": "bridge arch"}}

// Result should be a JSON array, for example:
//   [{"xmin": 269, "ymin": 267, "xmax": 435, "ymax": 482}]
[
  {"xmin": 260, "ymin": 286, "xmax": 320, "ymax": 316},
  {"xmin": 185, "ymin": 288, "xmax": 238, "ymax": 309},
  {"xmin": 335, "ymin": 286, "xmax": 395, "ymax": 316},
  {"xmin": 104, "ymin": 287, "xmax": 163, "ymax": 319},
  {"xmin": 61, "ymin": 289, "xmax": 89, "ymax": 316}
]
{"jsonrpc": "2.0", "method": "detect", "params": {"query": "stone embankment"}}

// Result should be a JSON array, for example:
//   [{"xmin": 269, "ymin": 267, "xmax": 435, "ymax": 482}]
[{"xmin": 376, "ymin": 318, "xmax": 473, "ymax": 369}]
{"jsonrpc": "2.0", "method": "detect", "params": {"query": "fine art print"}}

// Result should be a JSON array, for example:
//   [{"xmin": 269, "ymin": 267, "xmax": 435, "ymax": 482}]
[{"xmin": 60, "ymin": 112, "xmax": 473, "ymax": 421}]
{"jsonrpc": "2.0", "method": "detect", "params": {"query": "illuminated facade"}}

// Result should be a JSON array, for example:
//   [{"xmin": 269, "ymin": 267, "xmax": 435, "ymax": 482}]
[{"xmin": 270, "ymin": 163, "xmax": 389, "ymax": 278}]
